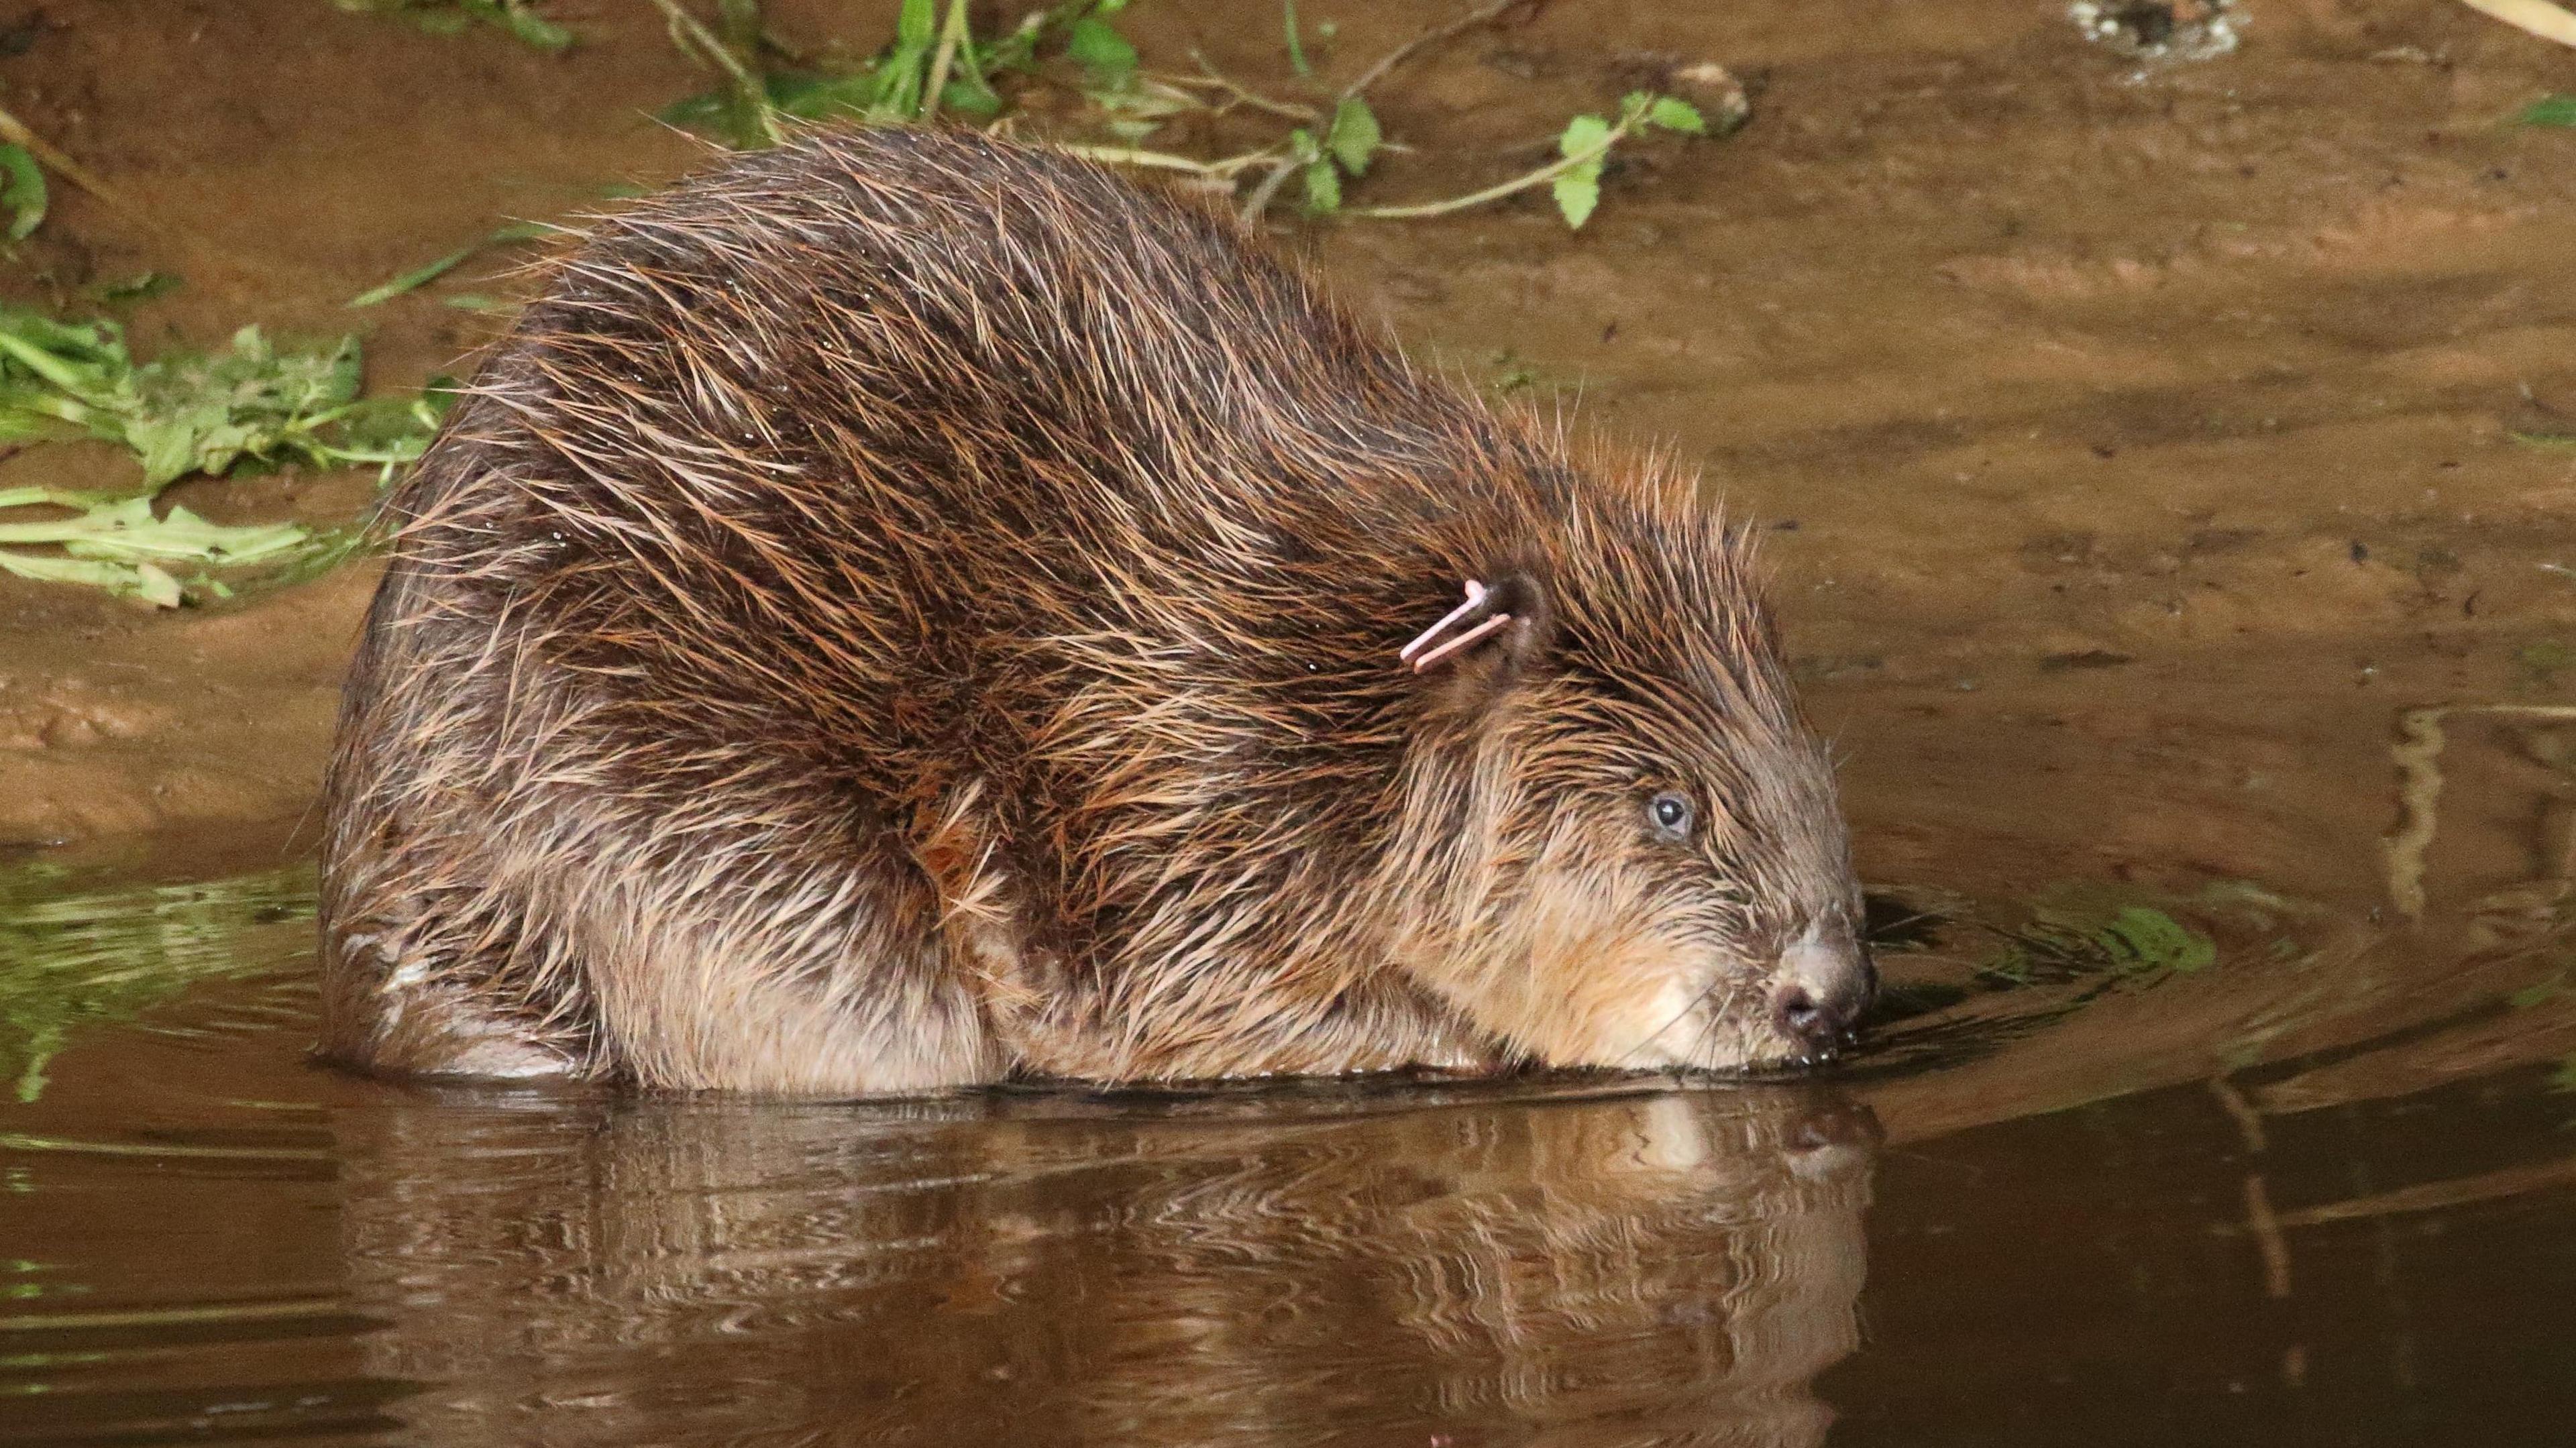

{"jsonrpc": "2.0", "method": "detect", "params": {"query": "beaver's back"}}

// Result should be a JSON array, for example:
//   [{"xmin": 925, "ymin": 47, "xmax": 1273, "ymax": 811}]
[{"xmin": 398, "ymin": 129, "xmax": 1527, "ymax": 759}]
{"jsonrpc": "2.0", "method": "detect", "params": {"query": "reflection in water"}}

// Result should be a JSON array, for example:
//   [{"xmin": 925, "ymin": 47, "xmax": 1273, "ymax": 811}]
[{"xmin": 333, "ymin": 1084, "xmax": 1876, "ymax": 1446}]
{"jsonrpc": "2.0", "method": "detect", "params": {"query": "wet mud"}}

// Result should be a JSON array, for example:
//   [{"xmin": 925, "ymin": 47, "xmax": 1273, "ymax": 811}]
[{"xmin": 3, "ymin": 0, "xmax": 2575, "ymax": 1443}]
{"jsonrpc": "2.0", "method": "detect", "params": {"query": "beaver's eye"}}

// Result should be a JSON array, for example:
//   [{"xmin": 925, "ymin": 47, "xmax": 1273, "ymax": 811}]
[{"xmin": 1647, "ymin": 791, "xmax": 1695, "ymax": 841}]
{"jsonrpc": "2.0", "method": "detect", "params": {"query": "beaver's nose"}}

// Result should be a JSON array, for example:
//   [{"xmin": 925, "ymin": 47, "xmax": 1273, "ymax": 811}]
[{"xmin": 1770, "ymin": 937, "xmax": 1876, "ymax": 1054}]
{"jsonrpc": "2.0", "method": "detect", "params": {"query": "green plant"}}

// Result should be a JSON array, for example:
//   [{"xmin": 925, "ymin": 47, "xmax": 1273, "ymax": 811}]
[
  {"xmin": 1345, "ymin": 91, "xmax": 1705, "ymax": 228},
  {"xmin": 0, "ymin": 308, "xmax": 450, "ymax": 604},
  {"xmin": 333, "ymin": 0, "xmax": 572, "ymax": 51},
  {"xmin": 649, "ymin": 1, "xmax": 1724, "ymax": 233},
  {"xmin": 656, "ymin": 0, "xmax": 1128, "ymax": 147}
]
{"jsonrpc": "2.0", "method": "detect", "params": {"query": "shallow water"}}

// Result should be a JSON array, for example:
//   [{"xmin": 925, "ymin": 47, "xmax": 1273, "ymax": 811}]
[{"xmin": 5, "ymin": 810, "xmax": 2573, "ymax": 1445}]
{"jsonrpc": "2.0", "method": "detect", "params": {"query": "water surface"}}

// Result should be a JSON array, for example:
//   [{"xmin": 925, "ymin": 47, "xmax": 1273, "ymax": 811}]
[{"xmin": 4, "ymin": 818, "xmax": 2571, "ymax": 1445}]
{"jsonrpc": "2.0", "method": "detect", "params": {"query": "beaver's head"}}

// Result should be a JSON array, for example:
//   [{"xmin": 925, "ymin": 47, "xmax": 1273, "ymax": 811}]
[{"xmin": 1389, "ymin": 483, "xmax": 1872, "ymax": 1073}]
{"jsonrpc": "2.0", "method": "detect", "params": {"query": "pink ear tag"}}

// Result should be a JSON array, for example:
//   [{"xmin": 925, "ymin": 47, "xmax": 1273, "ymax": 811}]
[{"xmin": 1398, "ymin": 579, "xmax": 1515, "ymax": 674}]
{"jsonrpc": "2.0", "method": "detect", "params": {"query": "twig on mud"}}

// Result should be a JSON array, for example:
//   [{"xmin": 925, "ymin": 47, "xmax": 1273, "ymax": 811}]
[
  {"xmin": 1171, "ymin": 52, "xmax": 1319, "ymax": 122},
  {"xmin": 1334, "ymin": 0, "xmax": 1527, "ymax": 105}
]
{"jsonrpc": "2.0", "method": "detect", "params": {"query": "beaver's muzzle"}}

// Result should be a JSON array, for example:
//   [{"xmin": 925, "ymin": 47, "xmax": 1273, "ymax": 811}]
[{"xmin": 1770, "ymin": 934, "xmax": 1877, "ymax": 1054}]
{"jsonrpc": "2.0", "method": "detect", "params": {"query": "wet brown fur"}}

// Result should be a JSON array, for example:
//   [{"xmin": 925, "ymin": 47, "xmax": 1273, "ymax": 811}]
[{"xmin": 319, "ymin": 127, "xmax": 1864, "ymax": 1094}]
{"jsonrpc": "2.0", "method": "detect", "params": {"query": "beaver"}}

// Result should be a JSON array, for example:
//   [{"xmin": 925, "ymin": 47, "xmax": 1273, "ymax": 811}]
[{"xmin": 318, "ymin": 127, "xmax": 1874, "ymax": 1095}]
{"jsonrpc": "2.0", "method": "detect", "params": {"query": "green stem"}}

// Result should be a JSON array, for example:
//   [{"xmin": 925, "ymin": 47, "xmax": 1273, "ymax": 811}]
[
  {"xmin": 920, "ymin": 0, "xmax": 973, "ymax": 122},
  {"xmin": 0, "ymin": 331, "xmax": 108, "ymax": 400},
  {"xmin": 0, "ymin": 485, "xmax": 111, "ymax": 511},
  {"xmin": 1342, "ymin": 112, "xmax": 1640, "ymax": 221}
]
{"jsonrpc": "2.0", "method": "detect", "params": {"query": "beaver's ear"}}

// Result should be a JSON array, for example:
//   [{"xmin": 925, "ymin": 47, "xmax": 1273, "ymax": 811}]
[
  {"xmin": 1400, "ymin": 570, "xmax": 1555, "ymax": 691},
  {"xmin": 1476, "ymin": 571, "xmax": 1555, "ymax": 676}
]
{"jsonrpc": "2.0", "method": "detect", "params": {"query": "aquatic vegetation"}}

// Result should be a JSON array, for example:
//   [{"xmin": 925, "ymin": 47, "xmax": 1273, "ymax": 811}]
[
  {"xmin": 0, "ymin": 863, "xmax": 317, "ymax": 1104},
  {"xmin": 1977, "ymin": 898, "xmax": 2218, "ymax": 991},
  {"xmin": 0, "ymin": 308, "xmax": 450, "ymax": 604},
  {"xmin": 333, "ymin": 0, "xmax": 572, "ymax": 52}
]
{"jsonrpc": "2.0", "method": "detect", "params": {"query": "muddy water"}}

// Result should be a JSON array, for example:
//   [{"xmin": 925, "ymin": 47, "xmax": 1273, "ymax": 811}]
[{"xmin": 5, "ymin": 0, "xmax": 2576, "ymax": 1442}]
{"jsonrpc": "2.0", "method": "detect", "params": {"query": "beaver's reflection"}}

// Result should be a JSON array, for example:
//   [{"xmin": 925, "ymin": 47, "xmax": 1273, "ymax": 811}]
[{"xmin": 335, "ymin": 1082, "xmax": 1874, "ymax": 1446}]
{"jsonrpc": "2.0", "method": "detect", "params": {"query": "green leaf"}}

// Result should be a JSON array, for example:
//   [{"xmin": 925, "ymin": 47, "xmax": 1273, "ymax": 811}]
[
  {"xmin": 1551, "ymin": 169, "xmax": 1600, "ymax": 229},
  {"xmin": 1328, "ymin": 97, "xmax": 1381, "ymax": 176},
  {"xmin": 1552, "ymin": 113, "xmax": 1615, "ymax": 229},
  {"xmin": 0, "ymin": 551, "xmax": 178, "ymax": 606},
  {"xmin": 1559, "ymin": 112, "xmax": 1613, "ymax": 162},
  {"xmin": 1066, "ymin": 16, "xmax": 1136, "ymax": 80},
  {"xmin": 2516, "ymin": 94, "xmax": 2576, "ymax": 127},
  {"xmin": 1302, "ymin": 158, "xmax": 1342, "ymax": 213},
  {"xmin": 0, "ymin": 144, "xmax": 44, "ymax": 242},
  {"xmin": 347, "ymin": 246, "xmax": 476, "ymax": 308},
  {"xmin": 1646, "ymin": 95, "xmax": 1707, "ymax": 135}
]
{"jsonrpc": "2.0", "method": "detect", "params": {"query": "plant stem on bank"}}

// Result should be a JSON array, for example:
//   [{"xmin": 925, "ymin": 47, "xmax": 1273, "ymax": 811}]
[{"xmin": 1344, "ymin": 109, "xmax": 1642, "ymax": 221}]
